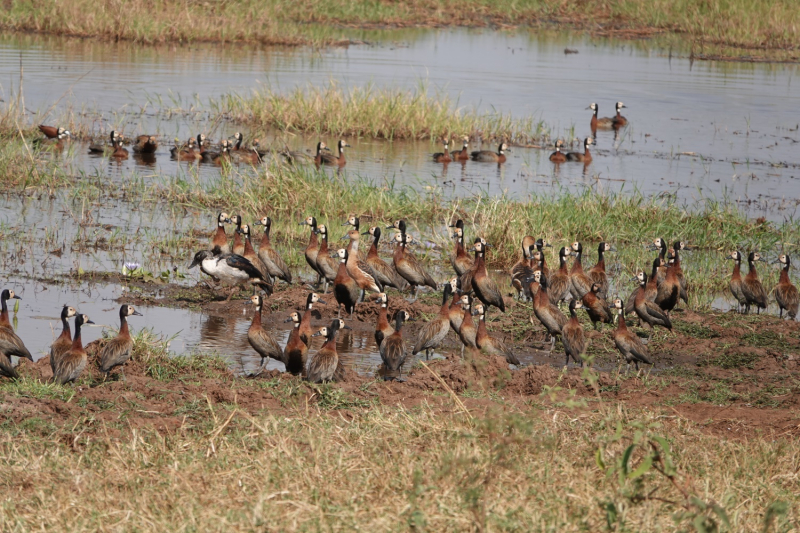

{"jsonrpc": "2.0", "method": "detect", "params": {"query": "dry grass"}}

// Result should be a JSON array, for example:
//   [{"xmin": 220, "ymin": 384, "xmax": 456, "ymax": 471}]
[{"xmin": 0, "ymin": 0, "xmax": 797, "ymax": 52}]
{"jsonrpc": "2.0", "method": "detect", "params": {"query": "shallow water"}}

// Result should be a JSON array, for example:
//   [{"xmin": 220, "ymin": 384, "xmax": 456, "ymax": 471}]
[{"xmin": 2, "ymin": 30, "xmax": 799, "ymax": 218}]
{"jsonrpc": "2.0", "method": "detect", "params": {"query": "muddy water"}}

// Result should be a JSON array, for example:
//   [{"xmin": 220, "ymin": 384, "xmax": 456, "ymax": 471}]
[{"xmin": 2, "ymin": 30, "xmax": 800, "ymax": 217}]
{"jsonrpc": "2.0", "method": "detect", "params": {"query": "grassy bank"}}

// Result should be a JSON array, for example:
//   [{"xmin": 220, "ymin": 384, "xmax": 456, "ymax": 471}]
[
  {"xmin": 215, "ymin": 82, "xmax": 550, "ymax": 142},
  {"xmin": 0, "ymin": 0, "xmax": 797, "ymax": 54}
]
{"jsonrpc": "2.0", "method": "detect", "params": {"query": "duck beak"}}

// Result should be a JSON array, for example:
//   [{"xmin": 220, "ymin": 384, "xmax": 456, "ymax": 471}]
[
  {"xmin": 385, "ymin": 224, "xmax": 395, "ymax": 229},
  {"xmin": 341, "ymin": 325, "xmax": 352, "ymax": 330},
  {"xmin": 284, "ymin": 317, "xmax": 293, "ymax": 323},
  {"xmin": 132, "ymin": 310, "xmax": 143, "ymax": 316},
  {"xmin": 224, "ymin": 218, "xmax": 232, "ymax": 224},
  {"xmin": 341, "ymin": 221, "xmax": 351, "ymax": 226},
  {"xmin": 340, "ymin": 235, "xmax": 349, "ymax": 241},
  {"xmin": 630, "ymin": 276, "xmax": 639, "ymax": 281},
  {"xmin": 317, "ymin": 299, "xmax": 327, "ymax": 305},
  {"xmin": 85, "ymin": 319, "xmax": 96, "ymax": 325},
  {"xmin": 544, "ymin": 243, "xmax": 553, "ymax": 248},
  {"xmin": 11, "ymin": 295, "xmax": 20, "ymax": 300},
  {"xmin": 609, "ymin": 246, "xmax": 617, "ymax": 252},
  {"xmin": 312, "ymin": 331, "xmax": 322, "ymax": 337},
  {"xmin": 253, "ymin": 220, "xmax": 263, "ymax": 226},
  {"xmin": 361, "ymin": 231, "xmax": 370, "ymax": 236}
]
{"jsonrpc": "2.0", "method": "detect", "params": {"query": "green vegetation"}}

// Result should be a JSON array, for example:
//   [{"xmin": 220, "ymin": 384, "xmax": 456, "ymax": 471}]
[{"xmin": 0, "ymin": 0, "xmax": 797, "ymax": 54}]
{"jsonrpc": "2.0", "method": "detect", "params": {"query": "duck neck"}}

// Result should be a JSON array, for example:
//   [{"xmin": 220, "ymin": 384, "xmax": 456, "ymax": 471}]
[
  {"xmin": 780, "ymin": 263, "xmax": 790, "ymax": 283},
  {"xmin": 617, "ymin": 311, "xmax": 628, "ymax": 332},
  {"xmin": 368, "ymin": 234, "xmax": 379, "ymax": 258},
  {"xmin": 0, "ymin": 297, "xmax": 9, "ymax": 328},
  {"xmin": 59, "ymin": 314, "xmax": 72, "ymax": 341},
  {"xmin": 322, "ymin": 332, "xmax": 338, "ymax": 353},
  {"xmin": 251, "ymin": 305, "xmax": 262, "ymax": 328},
  {"xmin": 476, "ymin": 314, "xmax": 488, "ymax": 340},
  {"xmin": 243, "ymin": 234, "xmax": 256, "ymax": 255},
  {"xmin": 71, "ymin": 322, "xmax": 84, "ymax": 351},
  {"xmin": 308, "ymin": 228, "xmax": 319, "ymax": 248},
  {"xmin": 474, "ymin": 251, "xmax": 486, "ymax": 273},
  {"xmin": 732, "ymin": 260, "xmax": 741, "ymax": 279},
  {"xmin": 260, "ymin": 225, "xmax": 271, "ymax": 247},
  {"xmin": 318, "ymin": 232, "xmax": 329, "ymax": 254},
  {"xmin": 232, "ymin": 224, "xmax": 242, "ymax": 250},
  {"xmin": 377, "ymin": 305, "xmax": 389, "ymax": 329},
  {"xmin": 748, "ymin": 260, "xmax": 758, "ymax": 278},
  {"xmin": 559, "ymin": 255, "xmax": 569, "ymax": 275},
  {"xmin": 455, "ymin": 236, "xmax": 466, "ymax": 257},
  {"xmin": 347, "ymin": 239, "xmax": 359, "ymax": 262},
  {"xmin": 596, "ymin": 248, "xmax": 605, "ymax": 270},
  {"xmin": 119, "ymin": 314, "xmax": 130, "ymax": 337}
]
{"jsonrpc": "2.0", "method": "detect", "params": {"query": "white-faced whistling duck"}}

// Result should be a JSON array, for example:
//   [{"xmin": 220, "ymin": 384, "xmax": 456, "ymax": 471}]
[
  {"xmin": 234, "ymin": 143, "xmax": 263, "ymax": 165},
  {"xmin": 471, "ymin": 142, "xmax": 509, "ymax": 163},
  {"xmin": 624, "ymin": 270, "xmax": 645, "ymax": 316},
  {"xmin": 447, "ymin": 278, "xmax": 465, "ymax": 332},
  {"xmin": 363, "ymin": 227, "xmax": 408, "ymax": 290},
  {"xmin": 587, "ymin": 103, "xmax": 600, "ymax": 131},
  {"xmin": 671, "ymin": 241, "xmax": 689, "ymax": 305},
  {"xmin": 298, "ymin": 292, "xmax": 326, "ymax": 346},
  {"xmin": 280, "ymin": 144, "xmax": 311, "ymax": 164},
  {"xmin": 342, "ymin": 229, "xmax": 383, "ymax": 296},
  {"xmin": 229, "ymin": 214, "xmax": 244, "ymax": 256},
  {"xmin": 655, "ymin": 248, "xmax": 681, "ymax": 314},
  {"xmin": 52, "ymin": 313, "xmax": 94, "ymax": 385},
  {"xmin": 727, "ymin": 251, "xmax": 747, "ymax": 313},
  {"xmin": 566, "ymin": 137, "xmax": 593, "ymax": 163},
  {"xmin": 549, "ymin": 140, "xmax": 566, "ymax": 163},
  {"xmin": 562, "ymin": 300, "xmax": 587, "ymax": 368},
  {"xmin": 380, "ymin": 310, "xmax": 410, "ymax": 381},
  {"xmin": 610, "ymin": 299, "xmax": 652, "ymax": 372},
  {"xmin": 283, "ymin": 311, "xmax": 308, "ymax": 376},
  {"xmin": 39, "ymin": 124, "xmax": 70, "ymax": 139},
  {"xmin": 341, "ymin": 214, "xmax": 367, "ymax": 262},
  {"xmin": 742, "ymin": 252, "xmax": 768, "ymax": 314},
  {"xmin": 314, "ymin": 225, "xmax": 340, "ymax": 293},
  {"xmin": 321, "ymin": 139, "xmax": 350, "ymax": 166},
  {"xmin": 432, "ymin": 139, "xmax": 452, "ymax": 163},
  {"xmin": 644, "ymin": 257, "xmax": 661, "ymax": 303},
  {"xmin": 588, "ymin": 242, "xmax": 614, "ymax": 299},
  {"xmin": 133, "ymin": 135, "xmax": 158, "ymax": 154},
  {"xmin": 548, "ymin": 246, "xmax": 573, "ymax": 305},
  {"xmin": 300, "ymin": 215, "xmax": 322, "ymax": 285},
  {"xmin": 195, "ymin": 133, "xmax": 208, "ymax": 157},
  {"xmin": 88, "ymin": 130, "xmax": 119, "ymax": 154},
  {"xmin": 49, "ymin": 305, "xmax": 77, "ymax": 377},
  {"xmin": 531, "ymin": 271, "xmax": 568, "ymax": 351},
  {"xmin": 313, "ymin": 141, "xmax": 331, "ymax": 166},
  {"xmin": 449, "ymin": 220, "xmax": 474, "ymax": 277},
  {"xmin": 211, "ymin": 212, "xmax": 232, "ymax": 255},
  {"xmin": 0, "ymin": 290, "xmax": 32, "ymax": 379},
  {"xmin": 111, "ymin": 137, "xmax": 129, "ymax": 159},
  {"xmin": 473, "ymin": 302, "xmax": 520, "ymax": 366},
  {"xmin": 773, "ymin": 254, "xmax": 799, "ymax": 320},
  {"xmin": 211, "ymin": 140, "xmax": 234, "ymax": 165},
  {"xmin": 569, "ymin": 242, "xmax": 593, "ymax": 300},
  {"xmin": 246, "ymin": 294, "xmax": 282, "ymax": 375},
  {"xmin": 188, "ymin": 250, "xmax": 272, "ymax": 301},
  {"xmin": 581, "ymin": 283, "xmax": 613, "ymax": 330},
  {"xmin": 99, "ymin": 304, "xmax": 143, "ymax": 381},
  {"xmin": 231, "ymin": 132, "xmax": 244, "ymax": 151},
  {"xmin": 650, "ymin": 237, "xmax": 669, "ymax": 286},
  {"xmin": 457, "ymin": 294, "xmax": 478, "ymax": 356},
  {"xmin": 458, "ymin": 237, "xmax": 486, "ymax": 295},
  {"xmin": 412, "ymin": 283, "xmax": 453, "ymax": 360},
  {"xmin": 391, "ymin": 230, "xmax": 437, "ymax": 301},
  {"xmin": 510, "ymin": 236, "xmax": 537, "ymax": 300},
  {"xmin": 253, "ymin": 216, "xmax": 292, "ymax": 284},
  {"xmin": 333, "ymin": 248, "xmax": 361, "ymax": 318},
  {"xmin": 450, "ymin": 137, "xmax": 470, "ymax": 161},
  {"xmin": 373, "ymin": 293, "xmax": 394, "ymax": 346},
  {"xmin": 634, "ymin": 271, "xmax": 672, "ymax": 332},
  {"xmin": 237, "ymin": 224, "xmax": 273, "ymax": 289},
  {"xmin": 469, "ymin": 241, "xmax": 506, "ymax": 313},
  {"xmin": 535, "ymin": 238, "xmax": 552, "ymax": 279},
  {"xmin": 612, "ymin": 102, "xmax": 628, "ymax": 128},
  {"xmin": 308, "ymin": 319, "xmax": 351, "ymax": 383},
  {"xmin": 175, "ymin": 137, "xmax": 201, "ymax": 161},
  {"xmin": 523, "ymin": 249, "xmax": 545, "ymax": 302}
]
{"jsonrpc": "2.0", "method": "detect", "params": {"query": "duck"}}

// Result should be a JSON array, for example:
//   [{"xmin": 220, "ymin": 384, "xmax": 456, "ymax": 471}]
[
  {"xmin": 373, "ymin": 293, "xmax": 394, "ymax": 347},
  {"xmin": 548, "ymin": 246, "xmax": 573, "ymax": 305},
  {"xmin": 246, "ymin": 294, "xmax": 282, "ymax": 375},
  {"xmin": 671, "ymin": 241, "xmax": 690, "ymax": 305},
  {"xmin": 728, "ymin": 251, "xmax": 748, "ymax": 313},
  {"xmin": 210, "ymin": 212, "xmax": 232, "ymax": 255},
  {"xmin": 610, "ymin": 298, "xmax": 653, "ymax": 371},
  {"xmin": 88, "ymin": 130, "xmax": 119, "ymax": 154},
  {"xmin": 314, "ymin": 224, "xmax": 340, "ymax": 294},
  {"xmin": 111, "ymin": 138, "xmax": 129, "ymax": 159},
  {"xmin": 566, "ymin": 137, "xmax": 593, "ymax": 163},
  {"xmin": 341, "ymin": 229, "xmax": 383, "ymax": 296},
  {"xmin": 473, "ymin": 302, "xmax": 519, "ymax": 366},
  {"xmin": 471, "ymin": 142, "xmax": 509, "ymax": 163},
  {"xmin": 562, "ymin": 300, "xmax": 587, "ymax": 368},
  {"xmin": 171, "ymin": 137, "xmax": 199, "ymax": 160},
  {"xmin": 447, "ymin": 278, "xmax": 465, "ymax": 332},
  {"xmin": 380, "ymin": 311, "xmax": 410, "ymax": 381},
  {"xmin": 237, "ymin": 224, "xmax": 273, "ymax": 289},
  {"xmin": 634, "ymin": 271, "xmax": 672, "ymax": 332},
  {"xmin": 132, "ymin": 135, "xmax": 158, "ymax": 154},
  {"xmin": 742, "ymin": 252, "xmax": 768, "ymax": 314},
  {"xmin": 569, "ymin": 242, "xmax": 594, "ymax": 300},
  {"xmin": 234, "ymin": 144, "xmax": 263, "ymax": 165},
  {"xmin": 49, "ymin": 305, "xmax": 78, "ymax": 377},
  {"xmin": 333, "ymin": 248, "xmax": 361, "ymax": 318},
  {"xmin": 298, "ymin": 292, "xmax": 326, "ymax": 346},
  {"xmin": 773, "ymin": 254, "xmax": 799, "ymax": 320},
  {"xmin": 283, "ymin": 311, "xmax": 308, "ymax": 376},
  {"xmin": 363, "ymin": 227, "xmax": 407, "ymax": 290},
  {"xmin": 510, "ymin": 236, "xmax": 537, "ymax": 300},
  {"xmin": 588, "ymin": 242, "xmax": 614, "ymax": 299},
  {"xmin": 300, "ymin": 215, "xmax": 323, "ymax": 286},
  {"xmin": 412, "ymin": 283, "xmax": 453, "ymax": 360},
  {"xmin": 205, "ymin": 139, "xmax": 232, "ymax": 165},
  {"xmin": 308, "ymin": 319, "xmax": 350, "ymax": 383},
  {"xmin": 321, "ymin": 139, "xmax": 350, "ymax": 166},
  {"xmin": 469, "ymin": 241, "xmax": 505, "ymax": 313},
  {"xmin": 254, "ymin": 216, "xmax": 292, "ymax": 284},
  {"xmin": 549, "ymin": 140, "xmax": 566, "ymax": 163},
  {"xmin": 625, "ymin": 270, "xmax": 645, "ymax": 316},
  {"xmin": 98, "ymin": 304, "xmax": 143, "ymax": 381},
  {"xmin": 581, "ymin": 283, "xmax": 613, "ymax": 330},
  {"xmin": 229, "ymin": 214, "xmax": 245, "ymax": 256},
  {"xmin": 612, "ymin": 102, "xmax": 628, "ymax": 128},
  {"xmin": 391, "ymin": 230, "xmax": 437, "ymax": 301},
  {"xmin": 531, "ymin": 271, "xmax": 568, "ymax": 351},
  {"xmin": 458, "ymin": 237, "xmax": 485, "ymax": 295},
  {"xmin": 523, "ymin": 249, "xmax": 546, "ymax": 302},
  {"xmin": 341, "ymin": 214, "xmax": 367, "ymax": 262},
  {"xmin": 432, "ymin": 139, "xmax": 452, "ymax": 163},
  {"xmin": 449, "ymin": 220, "xmax": 474, "ymax": 277},
  {"xmin": 52, "ymin": 313, "xmax": 94, "ymax": 385},
  {"xmin": 450, "ymin": 137, "xmax": 470, "ymax": 161},
  {"xmin": 188, "ymin": 250, "xmax": 272, "ymax": 301},
  {"xmin": 195, "ymin": 133, "xmax": 209, "ymax": 157},
  {"xmin": 0, "ymin": 290, "xmax": 32, "ymax": 379},
  {"xmin": 230, "ymin": 132, "xmax": 244, "ymax": 151},
  {"xmin": 587, "ymin": 102, "xmax": 618, "ymax": 131},
  {"xmin": 280, "ymin": 144, "xmax": 314, "ymax": 164},
  {"xmin": 655, "ymin": 246, "xmax": 681, "ymax": 314},
  {"xmin": 457, "ymin": 295, "xmax": 478, "ymax": 356},
  {"xmin": 38, "ymin": 124, "xmax": 70, "ymax": 139}
]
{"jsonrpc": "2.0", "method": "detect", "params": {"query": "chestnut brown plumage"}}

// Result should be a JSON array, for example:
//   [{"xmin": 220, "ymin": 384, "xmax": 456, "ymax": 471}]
[
  {"xmin": 53, "ymin": 314, "xmax": 94, "ymax": 385},
  {"xmin": 283, "ymin": 312, "xmax": 308, "ymax": 376},
  {"xmin": 774, "ymin": 254, "xmax": 798, "ymax": 320},
  {"xmin": 610, "ymin": 299, "xmax": 652, "ymax": 371},
  {"xmin": 99, "ymin": 305, "xmax": 143, "ymax": 380},
  {"xmin": 742, "ymin": 252, "xmax": 768, "ymax": 314},
  {"xmin": 246, "ymin": 295, "xmax": 282, "ymax": 375},
  {"xmin": 49, "ymin": 305, "xmax": 77, "ymax": 376},
  {"xmin": 412, "ymin": 283, "xmax": 452, "ymax": 360},
  {"xmin": 562, "ymin": 300, "xmax": 587, "ymax": 367},
  {"xmin": 380, "ymin": 311, "xmax": 409, "ymax": 381}
]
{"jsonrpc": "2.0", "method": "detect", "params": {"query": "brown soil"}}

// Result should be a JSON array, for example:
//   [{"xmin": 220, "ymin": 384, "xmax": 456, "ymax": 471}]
[{"xmin": 6, "ymin": 278, "xmax": 800, "ymax": 440}]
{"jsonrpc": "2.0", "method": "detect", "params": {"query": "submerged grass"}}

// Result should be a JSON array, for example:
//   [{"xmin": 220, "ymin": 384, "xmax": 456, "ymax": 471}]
[
  {"xmin": 216, "ymin": 81, "xmax": 551, "ymax": 142},
  {"xmin": 0, "ymin": 0, "xmax": 798, "ymax": 53}
]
